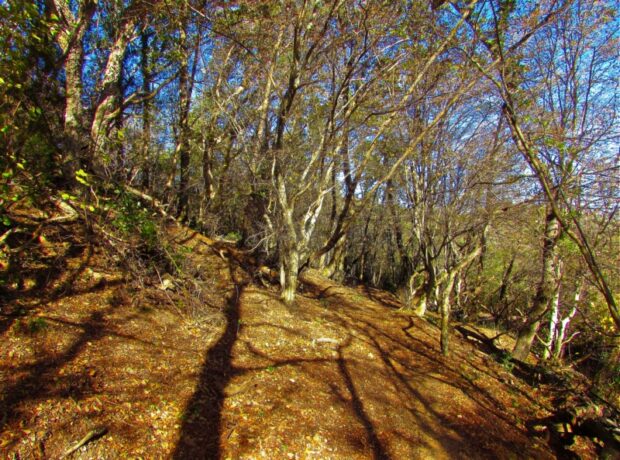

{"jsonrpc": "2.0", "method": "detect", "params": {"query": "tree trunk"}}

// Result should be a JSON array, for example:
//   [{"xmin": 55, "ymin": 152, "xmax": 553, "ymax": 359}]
[
  {"xmin": 498, "ymin": 255, "xmax": 515, "ymax": 307},
  {"xmin": 552, "ymin": 279, "xmax": 582, "ymax": 360},
  {"xmin": 114, "ymin": 56, "xmax": 125, "ymax": 180},
  {"xmin": 543, "ymin": 260, "xmax": 564, "ymax": 360},
  {"xmin": 276, "ymin": 169, "xmax": 300, "ymax": 304},
  {"xmin": 513, "ymin": 205, "xmax": 561, "ymax": 361},
  {"xmin": 253, "ymin": 27, "xmax": 283, "ymax": 160},
  {"xmin": 278, "ymin": 200, "xmax": 300, "ymax": 305},
  {"xmin": 63, "ymin": 49, "xmax": 82, "ymax": 132},
  {"xmin": 319, "ymin": 159, "xmax": 346, "ymax": 281},
  {"xmin": 201, "ymin": 134, "xmax": 215, "ymax": 217},
  {"xmin": 53, "ymin": 0, "xmax": 94, "ymax": 178},
  {"xmin": 323, "ymin": 235, "xmax": 347, "ymax": 281},
  {"xmin": 501, "ymin": 70, "xmax": 619, "ymax": 330},
  {"xmin": 63, "ymin": 45, "xmax": 85, "ymax": 174},
  {"xmin": 140, "ymin": 30, "xmax": 151, "ymax": 190},
  {"xmin": 280, "ymin": 245, "xmax": 300, "ymax": 305},
  {"xmin": 175, "ymin": 16, "xmax": 202, "ymax": 221},
  {"xmin": 403, "ymin": 271, "xmax": 428, "ymax": 316},
  {"xmin": 553, "ymin": 305, "xmax": 577, "ymax": 361},
  {"xmin": 386, "ymin": 177, "xmax": 411, "ymax": 282},
  {"xmin": 415, "ymin": 295, "xmax": 428, "ymax": 317},
  {"xmin": 90, "ymin": 19, "xmax": 136, "ymax": 168},
  {"xmin": 415, "ymin": 246, "xmax": 436, "ymax": 317},
  {"xmin": 176, "ymin": 26, "xmax": 191, "ymax": 220},
  {"xmin": 542, "ymin": 283, "xmax": 560, "ymax": 361},
  {"xmin": 440, "ymin": 270, "xmax": 458, "ymax": 356},
  {"xmin": 439, "ymin": 243, "xmax": 483, "ymax": 355}
]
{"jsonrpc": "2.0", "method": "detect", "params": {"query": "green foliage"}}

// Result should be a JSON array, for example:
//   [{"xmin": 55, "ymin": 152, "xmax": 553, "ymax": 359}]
[
  {"xmin": 75, "ymin": 169, "xmax": 91, "ymax": 187},
  {"xmin": 224, "ymin": 230, "xmax": 242, "ymax": 243},
  {"xmin": 0, "ymin": 168, "xmax": 15, "ymax": 228},
  {"xmin": 111, "ymin": 190, "xmax": 158, "ymax": 248},
  {"xmin": 494, "ymin": 351, "xmax": 515, "ymax": 372},
  {"xmin": 0, "ymin": 158, "xmax": 29, "ymax": 229},
  {"xmin": 558, "ymin": 233, "xmax": 580, "ymax": 257},
  {"xmin": 609, "ymin": 362, "xmax": 620, "ymax": 387},
  {"xmin": 28, "ymin": 317, "xmax": 48, "ymax": 333},
  {"xmin": 139, "ymin": 218, "xmax": 158, "ymax": 245},
  {"xmin": 0, "ymin": 1, "xmax": 60, "ymax": 183}
]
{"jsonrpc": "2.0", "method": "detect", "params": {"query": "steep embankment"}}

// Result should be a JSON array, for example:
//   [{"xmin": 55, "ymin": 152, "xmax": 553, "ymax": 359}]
[{"xmin": 0, "ymin": 220, "xmax": 582, "ymax": 459}]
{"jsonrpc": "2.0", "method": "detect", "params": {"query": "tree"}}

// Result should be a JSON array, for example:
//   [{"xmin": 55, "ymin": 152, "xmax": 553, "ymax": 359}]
[
  {"xmin": 1, "ymin": 1, "xmax": 60, "ymax": 177},
  {"xmin": 462, "ymin": 0, "xmax": 619, "ymax": 359},
  {"xmin": 51, "ymin": 0, "xmax": 96, "ymax": 176}
]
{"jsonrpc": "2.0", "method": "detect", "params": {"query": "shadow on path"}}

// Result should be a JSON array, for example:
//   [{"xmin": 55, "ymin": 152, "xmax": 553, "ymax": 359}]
[
  {"xmin": 335, "ymin": 338, "xmax": 391, "ymax": 460},
  {"xmin": 173, "ymin": 262, "xmax": 246, "ymax": 460}
]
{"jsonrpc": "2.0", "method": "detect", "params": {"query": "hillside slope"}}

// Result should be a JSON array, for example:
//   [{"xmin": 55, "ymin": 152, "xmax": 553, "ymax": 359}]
[{"xmin": 0, "ymin": 220, "xmax": 594, "ymax": 459}]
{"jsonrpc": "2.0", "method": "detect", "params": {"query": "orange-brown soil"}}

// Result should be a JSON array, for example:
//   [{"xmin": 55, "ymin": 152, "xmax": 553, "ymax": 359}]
[{"xmin": 0, "ymin": 223, "xmax": 596, "ymax": 459}]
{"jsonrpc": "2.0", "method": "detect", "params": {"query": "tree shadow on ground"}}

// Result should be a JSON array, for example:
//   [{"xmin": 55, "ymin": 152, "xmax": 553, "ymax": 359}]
[
  {"xmin": 360, "ymin": 285, "xmax": 402, "ymax": 310},
  {"xmin": 334, "ymin": 337, "xmax": 391, "ymax": 460},
  {"xmin": 0, "ymin": 243, "xmax": 228, "ymax": 457},
  {"xmin": 172, "ymin": 281, "xmax": 399, "ymax": 458},
  {"xmin": 0, "ymin": 305, "xmax": 107, "ymax": 432},
  {"xmin": 0, "ymin": 236, "xmax": 93, "ymax": 337},
  {"xmin": 173, "ymin": 262, "xmax": 247, "ymax": 460},
  {"xmin": 323, "ymin": 307, "xmax": 521, "ymax": 455},
  {"xmin": 172, "ymin": 268, "xmax": 554, "ymax": 459},
  {"xmin": 301, "ymin": 273, "xmax": 550, "ymax": 457}
]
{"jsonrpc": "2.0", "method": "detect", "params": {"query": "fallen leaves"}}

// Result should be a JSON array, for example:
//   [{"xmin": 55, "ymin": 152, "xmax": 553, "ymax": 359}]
[{"xmin": 0, "ymin": 224, "xmax": 570, "ymax": 459}]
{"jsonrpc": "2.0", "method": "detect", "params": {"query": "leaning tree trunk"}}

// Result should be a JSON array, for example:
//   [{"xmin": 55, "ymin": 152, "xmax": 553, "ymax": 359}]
[
  {"xmin": 551, "ymin": 279, "xmax": 582, "ymax": 361},
  {"xmin": 542, "ymin": 260, "xmax": 563, "ymax": 361},
  {"xmin": 513, "ymin": 205, "xmax": 561, "ymax": 361}
]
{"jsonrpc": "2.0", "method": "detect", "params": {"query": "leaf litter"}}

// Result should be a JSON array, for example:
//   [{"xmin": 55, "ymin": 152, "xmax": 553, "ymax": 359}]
[{"xmin": 0, "ymin": 223, "xmax": 598, "ymax": 459}]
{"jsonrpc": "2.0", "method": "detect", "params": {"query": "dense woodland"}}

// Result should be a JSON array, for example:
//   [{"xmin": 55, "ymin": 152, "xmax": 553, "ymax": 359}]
[{"xmin": 1, "ymin": 0, "xmax": 619, "ymax": 406}]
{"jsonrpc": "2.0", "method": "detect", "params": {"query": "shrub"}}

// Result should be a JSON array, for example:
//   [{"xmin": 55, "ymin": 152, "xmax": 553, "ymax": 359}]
[{"xmin": 110, "ymin": 190, "xmax": 159, "ymax": 249}]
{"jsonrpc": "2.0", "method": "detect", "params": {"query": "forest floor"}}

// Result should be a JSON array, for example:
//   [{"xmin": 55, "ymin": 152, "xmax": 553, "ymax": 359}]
[{"xmin": 0, "ymin": 216, "xmax": 601, "ymax": 459}]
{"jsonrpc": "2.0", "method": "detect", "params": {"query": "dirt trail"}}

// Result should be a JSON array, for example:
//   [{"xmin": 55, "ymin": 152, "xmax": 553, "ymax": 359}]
[
  {"xmin": 175, "ymin": 265, "xmax": 554, "ymax": 460},
  {"xmin": 0, "ymin": 223, "xmax": 557, "ymax": 459}
]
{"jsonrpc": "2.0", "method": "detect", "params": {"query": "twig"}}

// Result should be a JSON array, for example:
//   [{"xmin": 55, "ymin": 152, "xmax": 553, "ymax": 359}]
[
  {"xmin": 48, "ymin": 198, "xmax": 79, "ymax": 224},
  {"xmin": 61, "ymin": 426, "xmax": 107, "ymax": 458},
  {"xmin": 312, "ymin": 337, "xmax": 340, "ymax": 346},
  {"xmin": 0, "ymin": 227, "xmax": 14, "ymax": 246},
  {"xmin": 124, "ymin": 185, "xmax": 176, "ymax": 221}
]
